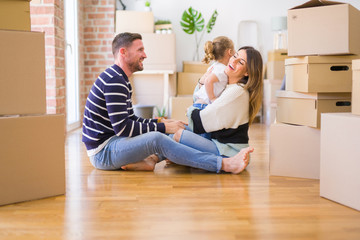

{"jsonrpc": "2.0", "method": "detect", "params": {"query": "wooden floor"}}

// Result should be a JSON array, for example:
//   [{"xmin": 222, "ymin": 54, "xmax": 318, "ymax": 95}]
[{"xmin": 0, "ymin": 124, "xmax": 359, "ymax": 240}]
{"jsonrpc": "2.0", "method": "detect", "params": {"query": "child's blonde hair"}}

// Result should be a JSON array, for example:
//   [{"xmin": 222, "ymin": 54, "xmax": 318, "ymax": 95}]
[{"xmin": 202, "ymin": 36, "xmax": 234, "ymax": 64}]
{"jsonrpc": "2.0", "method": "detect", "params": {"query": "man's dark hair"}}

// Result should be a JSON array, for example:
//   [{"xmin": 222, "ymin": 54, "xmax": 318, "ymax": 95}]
[{"xmin": 112, "ymin": 32, "xmax": 142, "ymax": 56}]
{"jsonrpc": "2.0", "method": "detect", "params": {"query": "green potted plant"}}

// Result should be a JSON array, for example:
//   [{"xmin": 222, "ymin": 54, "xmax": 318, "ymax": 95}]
[
  {"xmin": 144, "ymin": 0, "xmax": 151, "ymax": 11},
  {"xmin": 155, "ymin": 106, "xmax": 167, "ymax": 119},
  {"xmin": 180, "ymin": 7, "xmax": 218, "ymax": 61},
  {"xmin": 155, "ymin": 19, "xmax": 172, "ymax": 33}
]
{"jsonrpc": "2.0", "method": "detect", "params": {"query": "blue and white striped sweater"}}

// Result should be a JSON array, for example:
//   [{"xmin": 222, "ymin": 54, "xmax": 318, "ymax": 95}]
[{"xmin": 82, "ymin": 64, "xmax": 165, "ymax": 155}]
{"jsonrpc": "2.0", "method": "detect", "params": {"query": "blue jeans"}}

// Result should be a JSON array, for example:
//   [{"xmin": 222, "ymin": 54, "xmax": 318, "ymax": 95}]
[
  {"xmin": 90, "ymin": 131, "xmax": 223, "ymax": 173},
  {"xmin": 192, "ymin": 103, "xmax": 211, "ymax": 140}
]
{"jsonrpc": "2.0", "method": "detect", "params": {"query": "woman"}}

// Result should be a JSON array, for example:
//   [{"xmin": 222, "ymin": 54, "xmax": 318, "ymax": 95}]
[
  {"xmin": 123, "ymin": 46, "xmax": 263, "ymax": 174},
  {"xmin": 174, "ymin": 46, "xmax": 263, "ymax": 166}
]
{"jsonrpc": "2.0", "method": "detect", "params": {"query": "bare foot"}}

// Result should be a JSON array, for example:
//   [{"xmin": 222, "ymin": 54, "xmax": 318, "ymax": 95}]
[
  {"xmin": 121, "ymin": 154, "xmax": 159, "ymax": 171},
  {"xmin": 165, "ymin": 159, "xmax": 175, "ymax": 165},
  {"xmin": 221, "ymin": 147, "xmax": 254, "ymax": 174}
]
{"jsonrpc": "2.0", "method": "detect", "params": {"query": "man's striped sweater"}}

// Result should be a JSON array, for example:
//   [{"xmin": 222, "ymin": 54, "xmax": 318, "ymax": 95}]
[{"xmin": 82, "ymin": 64, "xmax": 165, "ymax": 156}]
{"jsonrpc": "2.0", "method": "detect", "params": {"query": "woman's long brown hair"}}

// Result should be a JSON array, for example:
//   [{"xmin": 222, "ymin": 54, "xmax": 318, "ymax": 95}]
[{"xmin": 237, "ymin": 46, "xmax": 263, "ymax": 125}]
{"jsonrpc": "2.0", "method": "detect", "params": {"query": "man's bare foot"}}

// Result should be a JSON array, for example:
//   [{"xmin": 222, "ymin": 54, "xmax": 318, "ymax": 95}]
[
  {"xmin": 121, "ymin": 154, "xmax": 159, "ymax": 171},
  {"xmin": 221, "ymin": 147, "xmax": 254, "ymax": 174}
]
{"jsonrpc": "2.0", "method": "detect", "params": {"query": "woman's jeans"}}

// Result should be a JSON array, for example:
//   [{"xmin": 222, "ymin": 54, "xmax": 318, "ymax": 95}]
[
  {"xmin": 90, "ymin": 131, "xmax": 223, "ymax": 173},
  {"xmin": 192, "ymin": 103, "xmax": 211, "ymax": 140}
]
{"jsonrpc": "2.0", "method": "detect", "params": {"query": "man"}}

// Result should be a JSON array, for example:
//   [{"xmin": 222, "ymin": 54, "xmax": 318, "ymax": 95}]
[
  {"xmin": 82, "ymin": 32, "xmax": 184, "ymax": 171},
  {"xmin": 82, "ymin": 32, "xmax": 253, "ymax": 174}
]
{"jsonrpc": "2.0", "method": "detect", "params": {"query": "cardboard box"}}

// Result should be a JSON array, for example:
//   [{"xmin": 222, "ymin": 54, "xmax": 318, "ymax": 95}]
[
  {"xmin": 130, "ymin": 71, "xmax": 176, "ymax": 110},
  {"xmin": 320, "ymin": 113, "xmax": 360, "ymax": 211},
  {"xmin": 0, "ymin": 30, "xmax": 46, "ymax": 115},
  {"xmin": 0, "ymin": 0, "xmax": 31, "ymax": 31},
  {"xmin": 263, "ymin": 79, "xmax": 282, "ymax": 105},
  {"xmin": 288, "ymin": 0, "xmax": 360, "ymax": 56},
  {"xmin": 268, "ymin": 49, "xmax": 288, "ymax": 62},
  {"xmin": 267, "ymin": 61, "xmax": 285, "ymax": 80},
  {"xmin": 177, "ymin": 72, "xmax": 203, "ymax": 95},
  {"xmin": 0, "ymin": 114, "xmax": 65, "ymax": 206},
  {"xmin": 276, "ymin": 90, "xmax": 351, "ymax": 128},
  {"xmin": 183, "ymin": 61, "xmax": 210, "ymax": 73},
  {"xmin": 270, "ymin": 123, "xmax": 320, "ymax": 179},
  {"xmin": 352, "ymin": 59, "xmax": 360, "ymax": 115},
  {"xmin": 115, "ymin": 10, "xmax": 154, "ymax": 34},
  {"xmin": 169, "ymin": 95, "xmax": 193, "ymax": 122},
  {"xmin": 285, "ymin": 56, "xmax": 356, "ymax": 93},
  {"xmin": 142, "ymin": 33, "xmax": 176, "ymax": 71}
]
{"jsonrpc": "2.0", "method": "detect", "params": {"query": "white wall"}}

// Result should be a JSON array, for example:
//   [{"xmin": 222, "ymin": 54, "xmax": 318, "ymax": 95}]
[{"xmin": 121, "ymin": 0, "xmax": 360, "ymax": 72}]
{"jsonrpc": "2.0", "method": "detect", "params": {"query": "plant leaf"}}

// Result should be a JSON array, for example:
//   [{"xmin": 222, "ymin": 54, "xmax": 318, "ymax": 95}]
[
  {"xmin": 206, "ymin": 10, "xmax": 218, "ymax": 33},
  {"xmin": 180, "ymin": 7, "xmax": 205, "ymax": 35}
]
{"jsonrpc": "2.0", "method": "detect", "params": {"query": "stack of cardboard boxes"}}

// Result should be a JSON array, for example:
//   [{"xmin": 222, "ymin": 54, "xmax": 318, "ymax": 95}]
[
  {"xmin": 115, "ymin": 11, "xmax": 177, "ymax": 115},
  {"xmin": 0, "ymin": 0, "xmax": 65, "ymax": 206},
  {"xmin": 270, "ymin": 0, "xmax": 359, "ymax": 181},
  {"xmin": 320, "ymin": 60, "xmax": 360, "ymax": 211},
  {"xmin": 169, "ymin": 62, "xmax": 209, "ymax": 122},
  {"xmin": 263, "ymin": 50, "xmax": 287, "ymax": 125}
]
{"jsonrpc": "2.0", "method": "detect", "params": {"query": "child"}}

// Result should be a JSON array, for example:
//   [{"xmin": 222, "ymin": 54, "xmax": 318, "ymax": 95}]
[
  {"xmin": 194, "ymin": 36, "xmax": 234, "ymax": 105},
  {"xmin": 191, "ymin": 36, "xmax": 235, "ymax": 139}
]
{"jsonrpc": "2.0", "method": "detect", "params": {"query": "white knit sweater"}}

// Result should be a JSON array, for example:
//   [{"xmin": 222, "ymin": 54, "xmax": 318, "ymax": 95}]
[{"xmin": 187, "ymin": 83, "xmax": 250, "ymax": 157}]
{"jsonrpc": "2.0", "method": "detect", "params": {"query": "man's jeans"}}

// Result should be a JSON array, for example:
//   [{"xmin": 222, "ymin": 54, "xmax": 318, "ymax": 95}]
[{"xmin": 90, "ymin": 131, "xmax": 223, "ymax": 173}]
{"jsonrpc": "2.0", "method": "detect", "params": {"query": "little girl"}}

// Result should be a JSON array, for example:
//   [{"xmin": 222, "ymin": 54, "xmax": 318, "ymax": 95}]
[
  {"xmin": 193, "ymin": 36, "xmax": 235, "ymax": 106},
  {"xmin": 191, "ymin": 36, "xmax": 235, "ymax": 139}
]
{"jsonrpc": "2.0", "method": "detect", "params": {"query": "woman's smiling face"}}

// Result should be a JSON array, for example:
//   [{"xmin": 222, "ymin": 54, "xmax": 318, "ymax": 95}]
[{"xmin": 225, "ymin": 49, "xmax": 248, "ymax": 84}]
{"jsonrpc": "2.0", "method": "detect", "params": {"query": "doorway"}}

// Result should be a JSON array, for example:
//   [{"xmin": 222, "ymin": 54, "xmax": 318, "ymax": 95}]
[{"xmin": 65, "ymin": 0, "xmax": 80, "ymax": 131}]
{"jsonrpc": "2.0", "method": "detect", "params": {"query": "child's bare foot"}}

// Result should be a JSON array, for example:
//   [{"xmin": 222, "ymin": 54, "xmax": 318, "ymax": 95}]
[
  {"xmin": 165, "ymin": 159, "xmax": 178, "ymax": 165},
  {"xmin": 221, "ymin": 147, "xmax": 254, "ymax": 174},
  {"xmin": 121, "ymin": 154, "xmax": 159, "ymax": 171}
]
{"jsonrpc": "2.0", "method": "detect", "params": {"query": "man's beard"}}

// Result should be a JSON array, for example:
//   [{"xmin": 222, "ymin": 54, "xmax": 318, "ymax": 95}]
[{"xmin": 128, "ymin": 59, "xmax": 144, "ymax": 73}]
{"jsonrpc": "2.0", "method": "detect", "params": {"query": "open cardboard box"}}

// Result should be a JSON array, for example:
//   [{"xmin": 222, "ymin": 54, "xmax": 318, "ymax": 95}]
[
  {"xmin": 276, "ymin": 90, "xmax": 351, "ymax": 128},
  {"xmin": 352, "ymin": 59, "xmax": 360, "ymax": 115},
  {"xmin": 288, "ymin": 0, "xmax": 360, "ymax": 56},
  {"xmin": 285, "ymin": 55, "xmax": 357, "ymax": 93}
]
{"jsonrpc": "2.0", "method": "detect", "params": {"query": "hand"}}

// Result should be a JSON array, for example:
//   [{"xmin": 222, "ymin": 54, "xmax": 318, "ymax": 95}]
[
  {"xmin": 164, "ymin": 120, "xmax": 186, "ymax": 134},
  {"xmin": 161, "ymin": 118, "xmax": 188, "ymax": 125},
  {"xmin": 160, "ymin": 118, "xmax": 176, "ymax": 123},
  {"xmin": 194, "ymin": 98, "xmax": 207, "ymax": 104}
]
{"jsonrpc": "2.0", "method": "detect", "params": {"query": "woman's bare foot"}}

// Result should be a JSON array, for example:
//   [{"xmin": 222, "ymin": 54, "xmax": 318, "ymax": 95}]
[
  {"xmin": 221, "ymin": 147, "xmax": 254, "ymax": 174},
  {"xmin": 121, "ymin": 154, "xmax": 159, "ymax": 171}
]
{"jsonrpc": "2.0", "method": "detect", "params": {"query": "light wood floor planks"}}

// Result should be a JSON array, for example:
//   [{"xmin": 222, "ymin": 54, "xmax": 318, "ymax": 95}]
[{"xmin": 0, "ymin": 124, "xmax": 359, "ymax": 240}]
